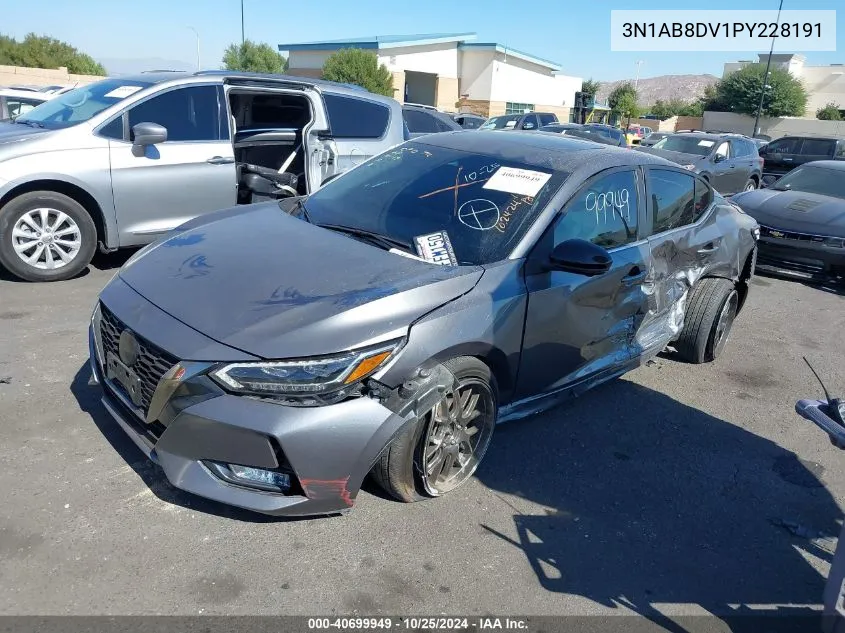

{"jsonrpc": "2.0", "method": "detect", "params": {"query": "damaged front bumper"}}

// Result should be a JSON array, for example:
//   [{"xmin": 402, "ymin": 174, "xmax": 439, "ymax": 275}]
[{"xmin": 87, "ymin": 294, "xmax": 456, "ymax": 518}]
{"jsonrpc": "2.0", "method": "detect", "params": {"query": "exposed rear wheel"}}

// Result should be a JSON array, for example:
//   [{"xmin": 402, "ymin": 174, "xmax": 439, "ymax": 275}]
[
  {"xmin": 0, "ymin": 191, "xmax": 96, "ymax": 282},
  {"xmin": 371, "ymin": 357, "xmax": 497, "ymax": 502},
  {"xmin": 743, "ymin": 178, "xmax": 758, "ymax": 192},
  {"xmin": 675, "ymin": 278, "xmax": 739, "ymax": 364}
]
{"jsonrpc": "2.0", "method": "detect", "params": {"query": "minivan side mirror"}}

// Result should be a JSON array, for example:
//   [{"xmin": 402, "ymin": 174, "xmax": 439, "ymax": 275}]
[
  {"xmin": 713, "ymin": 153, "xmax": 727, "ymax": 163},
  {"xmin": 547, "ymin": 239, "xmax": 612, "ymax": 276},
  {"xmin": 132, "ymin": 122, "xmax": 167, "ymax": 147}
]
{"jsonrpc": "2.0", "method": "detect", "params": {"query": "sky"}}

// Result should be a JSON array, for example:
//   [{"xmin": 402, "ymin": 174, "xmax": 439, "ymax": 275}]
[{"xmin": 3, "ymin": 0, "xmax": 843, "ymax": 81}]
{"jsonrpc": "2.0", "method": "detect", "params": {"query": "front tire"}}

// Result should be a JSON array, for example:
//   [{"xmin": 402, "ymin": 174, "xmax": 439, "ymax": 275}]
[
  {"xmin": 0, "ymin": 191, "xmax": 97, "ymax": 282},
  {"xmin": 371, "ymin": 357, "xmax": 498, "ymax": 503},
  {"xmin": 675, "ymin": 278, "xmax": 739, "ymax": 364}
]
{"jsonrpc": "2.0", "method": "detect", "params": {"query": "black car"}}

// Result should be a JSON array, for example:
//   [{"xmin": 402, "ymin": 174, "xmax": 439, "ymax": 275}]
[
  {"xmin": 87, "ymin": 131, "xmax": 758, "ymax": 517},
  {"xmin": 453, "ymin": 113, "xmax": 486, "ymax": 129},
  {"xmin": 541, "ymin": 123, "xmax": 627, "ymax": 148},
  {"xmin": 758, "ymin": 135, "xmax": 845, "ymax": 185},
  {"xmin": 402, "ymin": 103, "xmax": 463, "ymax": 138},
  {"xmin": 637, "ymin": 133, "xmax": 764, "ymax": 195},
  {"xmin": 730, "ymin": 160, "xmax": 845, "ymax": 285},
  {"xmin": 479, "ymin": 111, "xmax": 558, "ymax": 131},
  {"xmin": 640, "ymin": 131, "xmax": 671, "ymax": 147}
]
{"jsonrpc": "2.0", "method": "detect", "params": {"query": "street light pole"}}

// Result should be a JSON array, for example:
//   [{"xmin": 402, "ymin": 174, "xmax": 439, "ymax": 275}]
[
  {"xmin": 753, "ymin": 0, "xmax": 784, "ymax": 137},
  {"xmin": 628, "ymin": 60, "xmax": 644, "ymax": 130},
  {"xmin": 186, "ymin": 26, "xmax": 200, "ymax": 70},
  {"xmin": 241, "ymin": 0, "xmax": 245, "ymax": 44}
]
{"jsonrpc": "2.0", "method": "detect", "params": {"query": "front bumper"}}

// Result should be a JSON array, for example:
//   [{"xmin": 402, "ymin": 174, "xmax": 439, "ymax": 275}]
[
  {"xmin": 756, "ymin": 237, "xmax": 845, "ymax": 283},
  {"xmin": 87, "ymin": 280, "xmax": 450, "ymax": 517}
]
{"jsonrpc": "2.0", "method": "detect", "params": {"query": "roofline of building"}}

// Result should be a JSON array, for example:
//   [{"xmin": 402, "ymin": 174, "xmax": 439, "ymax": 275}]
[
  {"xmin": 458, "ymin": 43, "xmax": 561, "ymax": 71},
  {"xmin": 278, "ymin": 33, "xmax": 477, "ymax": 52}
]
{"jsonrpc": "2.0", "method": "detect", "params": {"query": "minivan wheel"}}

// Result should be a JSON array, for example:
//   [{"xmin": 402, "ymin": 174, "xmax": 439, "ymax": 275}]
[
  {"xmin": 371, "ymin": 357, "xmax": 497, "ymax": 502},
  {"xmin": 743, "ymin": 178, "xmax": 758, "ymax": 192},
  {"xmin": 0, "ymin": 191, "xmax": 97, "ymax": 282},
  {"xmin": 675, "ymin": 278, "xmax": 739, "ymax": 364}
]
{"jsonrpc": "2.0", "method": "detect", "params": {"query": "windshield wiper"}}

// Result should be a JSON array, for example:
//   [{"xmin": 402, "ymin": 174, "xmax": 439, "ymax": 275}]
[
  {"xmin": 318, "ymin": 224, "xmax": 413, "ymax": 252},
  {"xmin": 14, "ymin": 119, "xmax": 44, "ymax": 128}
]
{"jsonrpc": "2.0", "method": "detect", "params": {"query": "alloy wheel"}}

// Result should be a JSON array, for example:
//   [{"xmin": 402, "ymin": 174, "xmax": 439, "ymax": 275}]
[
  {"xmin": 420, "ymin": 378, "xmax": 496, "ymax": 496},
  {"xmin": 713, "ymin": 289, "xmax": 739, "ymax": 358},
  {"xmin": 11, "ymin": 208, "xmax": 82, "ymax": 270}
]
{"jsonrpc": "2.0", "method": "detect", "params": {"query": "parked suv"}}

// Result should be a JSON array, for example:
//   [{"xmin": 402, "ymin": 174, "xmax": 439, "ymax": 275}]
[
  {"xmin": 0, "ymin": 71, "xmax": 406, "ymax": 282},
  {"xmin": 758, "ymin": 135, "xmax": 845, "ymax": 185},
  {"xmin": 480, "ymin": 111, "xmax": 558, "ymax": 131},
  {"xmin": 402, "ymin": 103, "xmax": 462, "ymax": 137},
  {"xmin": 637, "ymin": 132, "xmax": 764, "ymax": 195}
]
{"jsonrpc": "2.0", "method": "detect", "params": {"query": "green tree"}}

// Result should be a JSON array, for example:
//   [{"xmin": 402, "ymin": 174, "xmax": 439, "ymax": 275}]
[
  {"xmin": 581, "ymin": 78, "xmax": 601, "ymax": 97},
  {"xmin": 321, "ymin": 48, "xmax": 393, "ymax": 97},
  {"xmin": 816, "ymin": 102, "xmax": 842, "ymax": 121},
  {"xmin": 711, "ymin": 64, "xmax": 807, "ymax": 117},
  {"xmin": 0, "ymin": 33, "xmax": 105, "ymax": 75},
  {"xmin": 609, "ymin": 82, "xmax": 639, "ymax": 120},
  {"xmin": 678, "ymin": 100, "xmax": 704, "ymax": 117},
  {"xmin": 223, "ymin": 40, "xmax": 288, "ymax": 73},
  {"xmin": 649, "ymin": 99, "xmax": 675, "ymax": 120}
]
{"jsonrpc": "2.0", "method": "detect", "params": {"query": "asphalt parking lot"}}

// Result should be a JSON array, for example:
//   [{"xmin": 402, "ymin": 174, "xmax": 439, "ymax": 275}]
[{"xmin": 1, "ymin": 256, "xmax": 844, "ymax": 620}]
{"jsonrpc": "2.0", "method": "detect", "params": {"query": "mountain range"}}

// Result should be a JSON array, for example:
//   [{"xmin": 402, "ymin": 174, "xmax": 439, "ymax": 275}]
[{"xmin": 596, "ymin": 74, "xmax": 720, "ymax": 106}]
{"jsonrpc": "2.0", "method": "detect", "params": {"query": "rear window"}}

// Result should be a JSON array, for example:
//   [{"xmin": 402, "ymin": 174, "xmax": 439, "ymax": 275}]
[
  {"xmin": 653, "ymin": 135, "xmax": 717, "ymax": 156},
  {"xmin": 324, "ymin": 94, "xmax": 390, "ymax": 139},
  {"xmin": 799, "ymin": 139, "xmax": 835, "ymax": 157}
]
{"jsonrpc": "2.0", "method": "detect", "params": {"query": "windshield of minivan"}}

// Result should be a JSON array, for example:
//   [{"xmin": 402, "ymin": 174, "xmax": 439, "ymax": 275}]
[
  {"xmin": 772, "ymin": 165, "xmax": 845, "ymax": 200},
  {"xmin": 480, "ymin": 115, "xmax": 521, "ymax": 130},
  {"xmin": 304, "ymin": 141, "xmax": 570, "ymax": 265},
  {"xmin": 16, "ymin": 78, "xmax": 154, "ymax": 129},
  {"xmin": 653, "ymin": 135, "xmax": 716, "ymax": 156}
]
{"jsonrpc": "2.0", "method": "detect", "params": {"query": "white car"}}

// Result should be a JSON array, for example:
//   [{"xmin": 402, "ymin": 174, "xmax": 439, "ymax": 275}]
[{"xmin": 0, "ymin": 89, "xmax": 54, "ymax": 121}]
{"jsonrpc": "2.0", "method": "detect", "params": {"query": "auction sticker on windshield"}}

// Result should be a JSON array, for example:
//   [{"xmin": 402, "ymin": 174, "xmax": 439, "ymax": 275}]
[
  {"xmin": 104, "ymin": 86, "xmax": 144, "ymax": 99},
  {"xmin": 483, "ymin": 166, "xmax": 552, "ymax": 197},
  {"xmin": 414, "ymin": 231, "xmax": 458, "ymax": 266}
]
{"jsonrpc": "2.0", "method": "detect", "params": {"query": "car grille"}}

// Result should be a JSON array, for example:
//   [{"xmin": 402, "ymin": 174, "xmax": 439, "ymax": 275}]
[
  {"xmin": 99, "ymin": 303, "xmax": 178, "ymax": 414},
  {"xmin": 758, "ymin": 224, "xmax": 844, "ymax": 246}
]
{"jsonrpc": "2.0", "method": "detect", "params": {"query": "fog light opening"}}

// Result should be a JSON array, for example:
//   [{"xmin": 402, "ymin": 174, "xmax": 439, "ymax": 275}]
[{"xmin": 206, "ymin": 461, "xmax": 291, "ymax": 493}]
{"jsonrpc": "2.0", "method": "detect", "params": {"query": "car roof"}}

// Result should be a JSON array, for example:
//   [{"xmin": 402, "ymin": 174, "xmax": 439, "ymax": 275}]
[
  {"xmin": 802, "ymin": 160, "xmax": 845, "ymax": 171},
  {"xmin": 415, "ymin": 130, "xmax": 677, "ymax": 171},
  {"xmin": 105, "ymin": 70, "xmax": 372, "ymax": 94},
  {"xmin": 774, "ymin": 135, "xmax": 845, "ymax": 142},
  {"xmin": 0, "ymin": 88, "xmax": 51, "ymax": 100}
]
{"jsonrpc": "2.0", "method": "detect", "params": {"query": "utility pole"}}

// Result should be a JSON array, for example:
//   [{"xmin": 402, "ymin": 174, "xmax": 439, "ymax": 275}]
[
  {"xmin": 753, "ymin": 0, "xmax": 784, "ymax": 137},
  {"xmin": 186, "ymin": 26, "xmax": 200, "ymax": 70},
  {"xmin": 627, "ymin": 60, "xmax": 644, "ymax": 130},
  {"xmin": 241, "ymin": 0, "xmax": 245, "ymax": 44}
]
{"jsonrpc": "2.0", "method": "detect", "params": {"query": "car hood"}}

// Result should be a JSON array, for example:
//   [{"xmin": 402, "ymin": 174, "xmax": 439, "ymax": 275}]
[
  {"xmin": 635, "ymin": 147, "xmax": 705, "ymax": 166},
  {"xmin": 0, "ymin": 121, "xmax": 51, "ymax": 147},
  {"xmin": 731, "ymin": 189, "xmax": 845, "ymax": 238},
  {"xmin": 118, "ymin": 203, "xmax": 485, "ymax": 359}
]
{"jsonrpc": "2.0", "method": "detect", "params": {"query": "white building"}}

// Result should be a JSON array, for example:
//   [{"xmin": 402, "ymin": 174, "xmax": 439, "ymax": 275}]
[
  {"xmin": 280, "ymin": 33, "xmax": 582, "ymax": 120},
  {"xmin": 723, "ymin": 54, "xmax": 845, "ymax": 117}
]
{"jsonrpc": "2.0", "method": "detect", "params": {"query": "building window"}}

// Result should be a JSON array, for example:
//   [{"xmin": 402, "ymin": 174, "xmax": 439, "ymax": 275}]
[{"xmin": 505, "ymin": 102, "xmax": 535, "ymax": 115}]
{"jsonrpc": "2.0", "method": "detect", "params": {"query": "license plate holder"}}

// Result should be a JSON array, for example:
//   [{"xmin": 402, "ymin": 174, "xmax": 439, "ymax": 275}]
[{"xmin": 106, "ymin": 352, "xmax": 143, "ymax": 408}]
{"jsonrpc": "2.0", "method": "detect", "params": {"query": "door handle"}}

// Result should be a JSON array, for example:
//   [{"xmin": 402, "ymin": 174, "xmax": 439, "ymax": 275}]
[
  {"xmin": 207, "ymin": 156, "xmax": 235, "ymax": 165},
  {"xmin": 621, "ymin": 267, "xmax": 647, "ymax": 286},
  {"xmin": 697, "ymin": 242, "xmax": 719, "ymax": 253}
]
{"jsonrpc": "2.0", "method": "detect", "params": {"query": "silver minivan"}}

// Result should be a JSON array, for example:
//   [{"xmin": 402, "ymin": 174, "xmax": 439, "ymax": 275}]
[{"xmin": 0, "ymin": 71, "xmax": 406, "ymax": 281}]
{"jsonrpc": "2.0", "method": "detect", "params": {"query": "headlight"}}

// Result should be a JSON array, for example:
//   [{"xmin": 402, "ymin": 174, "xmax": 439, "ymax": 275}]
[
  {"xmin": 210, "ymin": 340, "xmax": 403, "ymax": 398},
  {"xmin": 823, "ymin": 237, "xmax": 844, "ymax": 248},
  {"xmin": 681, "ymin": 164, "xmax": 696, "ymax": 171}
]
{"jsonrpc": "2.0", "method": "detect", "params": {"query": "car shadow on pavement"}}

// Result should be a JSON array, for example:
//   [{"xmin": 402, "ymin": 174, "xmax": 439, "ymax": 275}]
[
  {"xmin": 0, "ymin": 249, "xmax": 134, "ymax": 283},
  {"xmin": 475, "ymin": 376, "xmax": 839, "ymax": 632},
  {"xmin": 70, "ymin": 363, "xmax": 320, "ymax": 524}
]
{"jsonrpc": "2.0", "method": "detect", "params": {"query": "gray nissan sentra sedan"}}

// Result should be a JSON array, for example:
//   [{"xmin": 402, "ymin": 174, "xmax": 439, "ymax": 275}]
[{"xmin": 88, "ymin": 131, "xmax": 759, "ymax": 517}]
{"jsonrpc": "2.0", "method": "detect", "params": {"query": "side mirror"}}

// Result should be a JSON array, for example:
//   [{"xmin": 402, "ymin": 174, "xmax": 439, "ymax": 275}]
[
  {"xmin": 548, "ymin": 239, "xmax": 612, "ymax": 276},
  {"xmin": 713, "ymin": 153, "xmax": 727, "ymax": 164},
  {"xmin": 522, "ymin": 122, "xmax": 536, "ymax": 130},
  {"xmin": 132, "ymin": 122, "xmax": 167, "ymax": 147}
]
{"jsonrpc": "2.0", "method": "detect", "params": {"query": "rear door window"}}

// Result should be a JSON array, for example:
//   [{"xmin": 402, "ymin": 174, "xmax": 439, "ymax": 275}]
[
  {"xmin": 538, "ymin": 113, "xmax": 557, "ymax": 126},
  {"xmin": 648, "ymin": 169, "xmax": 702, "ymax": 234},
  {"xmin": 403, "ymin": 109, "xmax": 441, "ymax": 134},
  {"xmin": 521, "ymin": 114, "xmax": 540, "ymax": 130},
  {"xmin": 799, "ymin": 138, "xmax": 836, "ymax": 157},
  {"xmin": 324, "ymin": 94, "xmax": 390, "ymax": 139}
]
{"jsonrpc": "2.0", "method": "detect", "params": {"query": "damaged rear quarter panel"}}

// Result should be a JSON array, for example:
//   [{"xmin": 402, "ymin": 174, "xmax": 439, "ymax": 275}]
[{"xmin": 637, "ymin": 199, "xmax": 757, "ymax": 356}]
